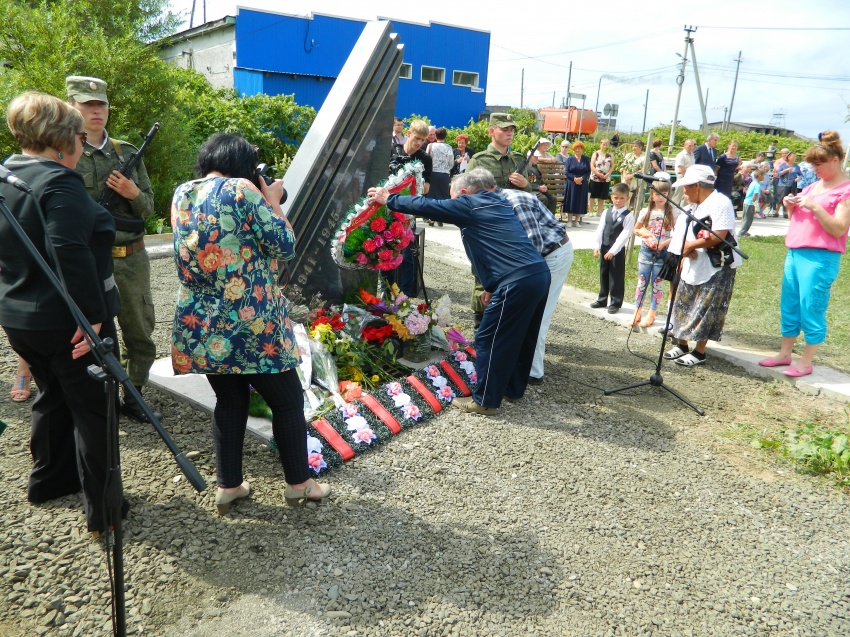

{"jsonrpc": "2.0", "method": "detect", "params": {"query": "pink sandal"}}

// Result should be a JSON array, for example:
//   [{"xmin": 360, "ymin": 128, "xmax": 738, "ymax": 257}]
[
  {"xmin": 758, "ymin": 356, "xmax": 792, "ymax": 368},
  {"xmin": 783, "ymin": 364, "xmax": 813, "ymax": 378},
  {"xmin": 11, "ymin": 374, "xmax": 32, "ymax": 402}
]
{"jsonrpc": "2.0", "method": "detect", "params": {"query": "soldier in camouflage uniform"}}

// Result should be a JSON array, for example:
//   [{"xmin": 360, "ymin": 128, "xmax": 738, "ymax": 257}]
[
  {"xmin": 465, "ymin": 113, "xmax": 531, "ymax": 327},
  {"xmin": 66, "ymin": 76, "xmax": 160, "ymax": 423}
]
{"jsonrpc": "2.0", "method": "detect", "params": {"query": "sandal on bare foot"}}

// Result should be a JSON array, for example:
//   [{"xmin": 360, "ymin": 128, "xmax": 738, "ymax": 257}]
[
  {"xmin": 11, "ymin": 374, "xmax": 32, "ymax": 402},
  {"xmin": 663, "ymin": 345, "xmax": 688, "ymax": 360}
]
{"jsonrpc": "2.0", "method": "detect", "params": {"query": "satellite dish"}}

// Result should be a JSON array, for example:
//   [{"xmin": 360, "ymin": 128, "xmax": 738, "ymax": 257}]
[{"xmin": 603, "ymin": 104, "xmax": 612, "ymax": 116}]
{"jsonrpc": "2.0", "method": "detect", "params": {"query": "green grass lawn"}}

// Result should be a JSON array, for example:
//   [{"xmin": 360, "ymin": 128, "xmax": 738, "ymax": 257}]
[{"xmin": 567, "ymin": 236, "xmax": 850, "ymax": 372}]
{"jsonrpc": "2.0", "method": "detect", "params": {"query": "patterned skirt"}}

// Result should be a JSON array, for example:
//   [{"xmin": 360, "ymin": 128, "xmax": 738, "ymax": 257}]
[{"xmin": 670, "ymin": 266, "xmax": 736, "ymax": 343}]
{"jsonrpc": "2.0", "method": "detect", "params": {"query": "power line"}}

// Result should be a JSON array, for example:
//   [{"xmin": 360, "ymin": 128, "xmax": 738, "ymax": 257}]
[
  {"xmin": 490, "ymin": 30, "xmax": 676, "ymax": 66},
  {"xmin": 699, "ymin": 25, "xmax": 850, "ymax": 31},
  {"xmin": 698, "ymin": 62, "xmax": 850, "ymax": 82}
]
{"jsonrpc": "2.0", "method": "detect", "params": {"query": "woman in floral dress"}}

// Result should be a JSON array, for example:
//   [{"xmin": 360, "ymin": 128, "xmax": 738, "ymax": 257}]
[{"xmin": 171, "ymin": 133, "xmax": 330, "ymax": 514}]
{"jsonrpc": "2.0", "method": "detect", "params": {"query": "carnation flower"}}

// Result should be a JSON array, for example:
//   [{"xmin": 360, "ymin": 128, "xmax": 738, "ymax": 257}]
[
  {"xmin": 363, "ymin": 239, "xmax": 377, "ymax": 253},
  {"xmin": 307, "ymin": 452, "xmax": 327, "ymax": 473},
  {"xmin": 392, "ymin": 392, "xmax": 411, "ymax": 407},
  {"xmin": 370, "ymin": 217, "xmax": 387, "ymax": 232},
  {"xmin": 307, "ymin": 433, "xmax": 325, "ymax": 454},
  {"xmin": 351, "ymin": 428, "xmax": 377, "ymax": 445},
  {"xmin": 401, "ymin": 403, "xmax": 422, "ymax": 420},
  {"xmin": 386, "ymin": 381, "xmax": 403, "ymax": 396},
  {"xmin": 378, "ymin": 249, "xmax": 394, "ymax": 261},
  {"xmin": 438, "ymin": 386, "xmax": 456, "ymax": 402},
  {"xmin": 344, "ymin": 415, "xmax": 369, "ymax": 432},
  {"xmin": 340, "ymin": 403, "xmax": 360, "ymax": 418}
]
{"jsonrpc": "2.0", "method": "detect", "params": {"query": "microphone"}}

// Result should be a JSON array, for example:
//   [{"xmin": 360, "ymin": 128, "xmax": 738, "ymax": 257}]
[
  {"xmin": 634, "ymin": 172, "xmax": 661, "ymax": 183},
  {"xmin": 0, "ymin": 165, "xmax": 31, "ymax": 193}
]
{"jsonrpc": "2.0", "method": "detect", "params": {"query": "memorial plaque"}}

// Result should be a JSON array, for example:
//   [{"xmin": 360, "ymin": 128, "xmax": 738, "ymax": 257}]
[{"xmin": 282, "ymin": 21, "xmax": 404, "ymax": 301}]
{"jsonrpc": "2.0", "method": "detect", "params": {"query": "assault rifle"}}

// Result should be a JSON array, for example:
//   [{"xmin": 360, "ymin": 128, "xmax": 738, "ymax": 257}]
[
  {"xmin": 505, "ymin": 140, "xmax": 542, "ymax": 189},
  {"xmin": 98, "ymin": 122, "xmax": 160, "ymax": 233}
]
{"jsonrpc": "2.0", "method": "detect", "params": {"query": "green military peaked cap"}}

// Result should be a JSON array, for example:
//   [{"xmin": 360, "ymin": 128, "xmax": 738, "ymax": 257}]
[
  {"xmin": 489, "ymin": 112, "xmax": 517, "ymax": 129},
  {"xmin": 66, "ymin": 76, "xmax": 108, "ymax": 104}
]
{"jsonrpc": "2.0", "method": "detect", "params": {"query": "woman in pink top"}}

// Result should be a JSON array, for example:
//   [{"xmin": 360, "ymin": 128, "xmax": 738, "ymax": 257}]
[{"xmin": 759, "ymin": 132, "xmax": 850, "ymax": 377}]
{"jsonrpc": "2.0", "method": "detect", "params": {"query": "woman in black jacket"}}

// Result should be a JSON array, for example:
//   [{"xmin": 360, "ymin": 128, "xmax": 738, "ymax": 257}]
[{"xmin": 1, "ymin": 92, "xmax": 120, "ymax": 535}]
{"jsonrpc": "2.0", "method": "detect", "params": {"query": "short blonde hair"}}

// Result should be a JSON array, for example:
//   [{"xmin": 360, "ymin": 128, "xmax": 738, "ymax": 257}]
[
  {"xmin": 7, "ymin": 92, "xmax": 82, "ymax": 154},
  {"xmin": 407, "ymin": 119, "xmax": 429, "ymax": 138}
]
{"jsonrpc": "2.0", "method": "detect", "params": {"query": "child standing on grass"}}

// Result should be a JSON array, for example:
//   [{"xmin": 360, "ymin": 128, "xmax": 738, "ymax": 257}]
[
  {"xmin": 739, "ymin": 169, "xmax": 765, "ymax": 237},
  {"xmin": 632, "ymin": 180, "xmax": 675, "ymax": 327},
  {"xmin": 590, "ymin": 182, "xmax": 635, "ymax": 314}
]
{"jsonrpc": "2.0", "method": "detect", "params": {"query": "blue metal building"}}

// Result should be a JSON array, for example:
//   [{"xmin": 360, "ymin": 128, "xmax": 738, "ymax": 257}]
[{"xmin": 233, "ymin": 9, "xmax": 489, "ymax": 128}]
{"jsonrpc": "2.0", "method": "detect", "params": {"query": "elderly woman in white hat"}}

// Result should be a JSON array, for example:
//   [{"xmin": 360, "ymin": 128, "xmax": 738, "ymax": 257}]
[{"xmin": 662, "ymin": 164, "xmax": 741, "ymax": 367}]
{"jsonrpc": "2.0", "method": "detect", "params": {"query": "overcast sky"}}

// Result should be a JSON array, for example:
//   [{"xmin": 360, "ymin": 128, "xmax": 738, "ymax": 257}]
[{"xmin": 168, "ymin": 0, "xmax": 850, "ymax": 141}]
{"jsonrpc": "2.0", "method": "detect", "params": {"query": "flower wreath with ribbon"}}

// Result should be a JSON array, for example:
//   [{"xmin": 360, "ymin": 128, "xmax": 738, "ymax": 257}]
[{"xmin": 331, "ymin": 160, "xmax": 424, "ymax": 271}]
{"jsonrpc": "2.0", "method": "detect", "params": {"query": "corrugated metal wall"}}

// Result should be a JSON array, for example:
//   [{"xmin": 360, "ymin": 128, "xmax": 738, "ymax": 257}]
[{"xmin": 232, "ymin": 9, "xmax": 488, "ymax": 129}]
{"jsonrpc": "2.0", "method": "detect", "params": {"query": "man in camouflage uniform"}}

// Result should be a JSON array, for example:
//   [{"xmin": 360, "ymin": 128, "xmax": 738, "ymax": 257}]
[
  {"xmin": 465, "ymin": 113, "xmax": 531, "ymax": 327},
  {"xmin": 66, "ymin": 76, "xmax": 160, "ymax": 423}
]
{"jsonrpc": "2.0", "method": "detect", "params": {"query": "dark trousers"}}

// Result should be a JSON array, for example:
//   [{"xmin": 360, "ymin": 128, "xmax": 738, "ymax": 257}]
[
  {"xmin": 473, "ymin": 271, "xmax": 550, "ymax": 408},
  {"xmin": 5, "ymin": 320, "xmax": 118, "ymax": 532},
  {"xmin": 207, "ymin": 370, "xmax": 310, "ymax": 488},
  {"xmin": 597, "ymin": 244, "xmax": 626, "ymax": 307}
]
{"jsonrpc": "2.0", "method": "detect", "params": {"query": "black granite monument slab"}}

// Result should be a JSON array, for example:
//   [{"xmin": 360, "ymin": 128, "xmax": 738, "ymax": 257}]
[{"xmin": 282, "ymin": 21, "xmax": 404, "ymax": 302}]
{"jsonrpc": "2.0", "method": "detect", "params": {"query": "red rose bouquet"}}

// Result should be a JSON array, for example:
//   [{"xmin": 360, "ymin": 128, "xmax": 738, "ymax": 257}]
[{"xmin": 332, "ymin": 161, "xmax": 424, "ymax": 271}]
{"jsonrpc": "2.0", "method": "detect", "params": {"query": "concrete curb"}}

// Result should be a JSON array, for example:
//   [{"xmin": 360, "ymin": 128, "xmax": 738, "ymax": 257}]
[{"xmin": 427, "ymin": 245, "xmax": 850, "ymax": 405}]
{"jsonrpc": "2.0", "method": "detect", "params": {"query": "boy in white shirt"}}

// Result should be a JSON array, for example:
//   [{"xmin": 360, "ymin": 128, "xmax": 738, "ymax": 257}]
[{"xmin": 590, "ymin": 182, "xmax": 635, "ymax": 313}]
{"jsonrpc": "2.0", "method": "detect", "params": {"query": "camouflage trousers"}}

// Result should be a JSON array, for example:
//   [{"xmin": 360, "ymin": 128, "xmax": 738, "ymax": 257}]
[{"xmin": 113, "ymin": 249, "xmax": 157, "ymax": 387}]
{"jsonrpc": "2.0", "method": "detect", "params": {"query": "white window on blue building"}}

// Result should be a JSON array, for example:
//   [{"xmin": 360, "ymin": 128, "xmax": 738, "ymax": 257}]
[
  {"xmin": 421, "ymin": 66, "xmax": 445, "ymax": 84},
  {"xmin": 452, "ymin": 70, "xmax": 479, "ymax": 88},
  {"xmin": 399, "ymin": 63, "xmax": 412, "ymax": 80}
]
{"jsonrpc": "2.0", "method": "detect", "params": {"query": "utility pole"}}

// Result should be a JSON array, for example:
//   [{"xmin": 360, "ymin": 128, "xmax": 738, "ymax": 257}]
[
  {"xmin": 190, "ymin": 0, "xmax": 196, "ymax": 28},
  {"xmin": 521, "ymin": 68, "xmax": 524, "ymax": 108},
  {"xmin": 726, "ymin": 51, "xmax": 743, "ymax": 131},
  {"xmin": 552, "ymin": 91, "xmax": 555, "ymax": 107},
  {"xmin": 566, "ymin": 61, "xmax": 572, "ymax": 109},
  {"xmin": 594, "ymin": 76, "xmax": 602, "ymax": 113},
  {"xmin": 642, "ymin": 89, "xmax": 649, "ymax": 133},
  {"xmin": 668, "ymin": 26, "xmax": 694, "ymax": 155},
  {"xmin": 688, "ymin": 33, "xmax": 709, "ymax": 134}
]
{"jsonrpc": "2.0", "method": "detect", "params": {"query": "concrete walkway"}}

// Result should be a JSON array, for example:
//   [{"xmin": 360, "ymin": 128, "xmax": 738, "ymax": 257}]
[{"xmin": 144, "ymin": 212, "xmax": 850, "ymax": 405}]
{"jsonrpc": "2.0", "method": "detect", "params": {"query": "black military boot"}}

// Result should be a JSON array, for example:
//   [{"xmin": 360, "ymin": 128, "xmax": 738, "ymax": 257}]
[{"xmin": 121, "ymin": 387, "xmax": 162, "ymax": 423}]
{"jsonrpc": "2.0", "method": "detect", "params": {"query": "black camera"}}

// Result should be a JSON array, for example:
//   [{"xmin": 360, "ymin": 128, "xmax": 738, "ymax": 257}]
[{"xmin": 256, "ymin": 163, "xmax": 287, "ymax": 204}]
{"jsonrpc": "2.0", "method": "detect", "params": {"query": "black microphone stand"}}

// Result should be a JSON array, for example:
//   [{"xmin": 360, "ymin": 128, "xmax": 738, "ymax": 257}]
[
  {"xmin": 0, "ymin": 187, "xmax": 207, "ymax": 637},
  {"xmin": 603, "ymin": 180, "xmax": 748, "ymax": 416}
]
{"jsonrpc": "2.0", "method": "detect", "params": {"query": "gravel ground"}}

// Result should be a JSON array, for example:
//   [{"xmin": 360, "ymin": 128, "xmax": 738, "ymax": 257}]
[{"xmin": 1, "ymin": 246, "xmax": 848, "ymax": 637}]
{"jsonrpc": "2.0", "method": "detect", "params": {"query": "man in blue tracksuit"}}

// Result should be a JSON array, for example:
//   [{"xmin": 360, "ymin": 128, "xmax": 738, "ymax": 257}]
[{"xmin": 368, "ymin": 168, "xmax": 550, "ymax": 415}]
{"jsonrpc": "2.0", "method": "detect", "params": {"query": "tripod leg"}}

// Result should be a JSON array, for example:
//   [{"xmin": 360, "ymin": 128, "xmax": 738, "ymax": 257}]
[
  {"xmin": 603, "ymin": 380, "xmax": 653, "ymax": 395},
  {"xmin": 659, "ymin": 383, "xmax": 705, "ymax": 416}
]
